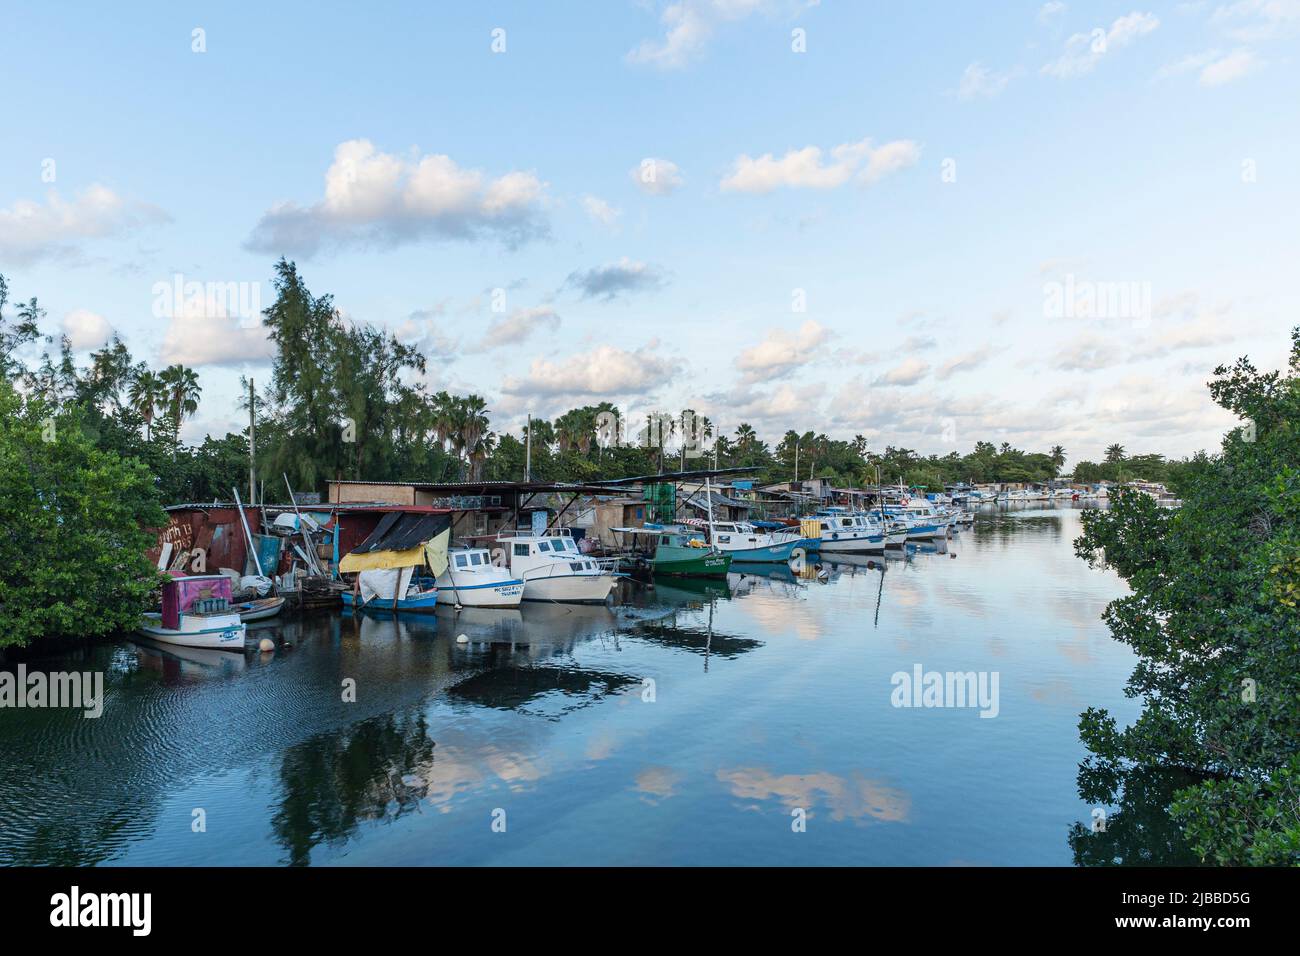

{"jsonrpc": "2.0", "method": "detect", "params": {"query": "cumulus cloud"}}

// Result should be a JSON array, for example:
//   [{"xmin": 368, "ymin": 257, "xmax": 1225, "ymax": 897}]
[
  {"xmin": 581, "ymin": 195, "xmax": 620, "ymax": 226},
  {"xmin": 734, "ymin": 320, "xmax": 828, "ymax": 383},
  {"xmin": 244, "ymin": 139, "xmax": 549, "ymax": 257},
  {"xmin": 720, "ymin": 137, "xmax": 921, "ymax": 193},
  {"xmin": 393, "ymin": 307, "xmax": 459, "ymax": 360},
  {"xmin": 61, "ymin": 309, "xmax": 114, "ymax": 351},
  {"xmin": 873, "ymin": 356, "xmax": 931, "ymax": 387},
  {"xmin": 565, "ymin": 258, "xmax": 668, "ymax": 300},
  {"xmin": 467, "ymin": 306, "xmax": 561, "ymax": 353},
  {"xmin": 1041, "ymin": 11, "xmax": 1160, "ymax": 78},
  {"xmin": 0, "ymin": 185, "xmax": 168, "ymax": 266},
  {"xmin": 502, "ymin": 341, "xmax": 679, "ymax": 399},
  {"xmin": 629, "ymin": 158, "xmax": 685, "ymax": 196},
  {"xmin": 159, "ymin": 308, "xmax": 275, "ymax": 368}
]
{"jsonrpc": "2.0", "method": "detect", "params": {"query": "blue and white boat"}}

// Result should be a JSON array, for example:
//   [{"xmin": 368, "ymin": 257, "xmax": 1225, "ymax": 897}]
[
  {"xmin": 343, "ymin": 568, "xmax": 440, "ymax": 613},
  {"xmin": 706, "ymin": 520, "xmax": 807, "ymax": 562},
  {"xmin": 435, "ymin": 547, "xmax": 524, "ymax": 607}
]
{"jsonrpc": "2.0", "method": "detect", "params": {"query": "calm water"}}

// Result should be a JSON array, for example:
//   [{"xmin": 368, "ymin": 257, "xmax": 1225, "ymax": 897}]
[{"xmin": 1, "ymin": 505, "xmax": 1181, "ymax": 866}]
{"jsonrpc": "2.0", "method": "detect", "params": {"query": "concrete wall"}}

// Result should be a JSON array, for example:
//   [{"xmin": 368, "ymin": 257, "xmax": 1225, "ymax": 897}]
[{"xmin": 329, "ymin": 482, "xmax": 415, "ymax": 505}]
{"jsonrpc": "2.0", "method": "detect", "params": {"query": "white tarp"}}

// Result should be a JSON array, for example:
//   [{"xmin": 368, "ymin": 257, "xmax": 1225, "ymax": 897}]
[{"xmin": 358, "ymin": 567, "xmax": 414, "ymax": 603}]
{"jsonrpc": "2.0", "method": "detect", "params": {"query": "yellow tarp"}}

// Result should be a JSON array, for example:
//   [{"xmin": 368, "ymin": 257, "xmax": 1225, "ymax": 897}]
[
  {"xmin": 338, "ymin": 544, "xmax": 426, "ymax": 574},
  {"xmin": 337, "ymin": 528, "xmax": 450, "ymax": 575}
]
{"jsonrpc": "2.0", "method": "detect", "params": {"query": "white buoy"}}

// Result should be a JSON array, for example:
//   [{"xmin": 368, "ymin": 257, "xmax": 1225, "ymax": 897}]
[
  {"xmin": 456, "ymin": 633, "xmax": 469, "ymax": 644},
  {"xmin": 258, "ymin": 637, "xmax": 275, "ymax": 652}
]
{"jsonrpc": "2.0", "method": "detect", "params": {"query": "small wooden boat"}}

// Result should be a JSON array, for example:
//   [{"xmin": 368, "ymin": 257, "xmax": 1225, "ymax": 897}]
[
  {"xmin": 342, "ymin": 584, "xmax": 439, "ymax": 614},
  {"xmin": 139, "ymin": 575, "xmax": 246, "ymax": 650},
  {"xmin": 234, "ymin": 596, "xmax": 286, "ymax": 622}
]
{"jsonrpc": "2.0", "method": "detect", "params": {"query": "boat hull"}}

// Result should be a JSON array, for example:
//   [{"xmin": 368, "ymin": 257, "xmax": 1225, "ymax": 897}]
[
  {"xmin": 520, "ymin": 572, "xmax": 616, "ymax": 603},
  {"xmin": 138, "ymin": 613, "xmax": 246, "ymax": 650},
  {"xmin": 716, "ymin": 538, "xmax": 803, "ymax": 563},
  {"xmin": 816, "ymin": 533, "xmax": 885, "ymax": 554},
  {"xmin": 653, "ymin": 551, "xmax": 732, "ymax": 578},
  {"xmin": 435, "ymin": 577, "xmax": 524, "ymax": 608},
  {"xmin": 341, "ymin": 590, "xmax": 439, "ymax": 613},
  {"xmin": 235, "ymin": 597, "xmax": 286, "ymax": 622}
]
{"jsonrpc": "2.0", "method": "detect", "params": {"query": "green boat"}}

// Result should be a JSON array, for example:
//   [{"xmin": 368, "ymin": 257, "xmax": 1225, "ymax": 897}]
[{"xmin": 614, "ymin": 527, "xmax": 733, "ymax": 579}]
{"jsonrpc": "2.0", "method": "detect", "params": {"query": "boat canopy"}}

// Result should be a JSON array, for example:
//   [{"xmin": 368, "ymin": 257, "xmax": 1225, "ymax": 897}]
[{"xmin": 339, "ymin": 512, "xmax": 452, "ymax": 574}]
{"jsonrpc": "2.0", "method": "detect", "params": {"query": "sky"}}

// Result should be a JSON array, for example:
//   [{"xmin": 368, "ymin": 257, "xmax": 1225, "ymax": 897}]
[{"xmin": 1, "ymin": 0, "xmax": 1297, "ymax": 470}]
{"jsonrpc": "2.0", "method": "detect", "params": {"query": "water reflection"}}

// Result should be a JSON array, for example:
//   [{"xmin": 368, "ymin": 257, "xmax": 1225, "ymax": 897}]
[{"xmin": 0, "ymin": 505, "xmax": 1198, "ymax": 866}]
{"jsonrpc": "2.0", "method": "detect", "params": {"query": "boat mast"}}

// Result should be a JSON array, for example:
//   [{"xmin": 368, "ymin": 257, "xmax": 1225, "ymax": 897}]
[
  {"xmin": 248, "ymin": 377, "xmax": 256, "ymax": 505},
  {"xmin": 705, "ymin": 475, "xmax": 716, "ymax": 541}
]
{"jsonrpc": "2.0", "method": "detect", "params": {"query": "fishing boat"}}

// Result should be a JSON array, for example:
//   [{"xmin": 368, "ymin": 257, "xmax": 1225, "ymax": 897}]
[
  {"xmin": 342, "ymin": 571, "xmax": 440, "ymax": 613},
  {"xmin": 885, "ymin": 500, "xmax": 951, "ymax": 540},
  {"xmin": 614, "ymin": 526, "xmax": 733, "ymax": 578},
  {"xmin": 138, "ymin": 575, "xmax": 246, "ymax": 650},
  {"xmin": 810, "ymin": 509, "xmax": 886, "ymax": 553},
  {"xmin": 435, "ymin": 547, "xmax": 525, "ymax": 607},
  {"xmin": 497, "ymin": 529, "xmax": 619, "ymax": 603}
]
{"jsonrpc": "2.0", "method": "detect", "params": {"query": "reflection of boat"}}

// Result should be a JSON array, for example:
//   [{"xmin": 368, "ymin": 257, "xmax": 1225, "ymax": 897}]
[
  {"xmin": 131, "ymin": 636, "xmax": 248, "ymax": 675},
  {"xmin": 435, "ymin": 547, "xmax": 524, "ymax": 607},
  {"xmin": 138, "ymin": 575, "xmax": 246, "ymax": 650},
  {"xmin": 818, "ymin": 551, "xmax": 889, "ymax": 572},
  {"xmin": 650, "ymin": 576, "xmax": 732, "ymax": 605},
  {"xmin": 729, "ymin": 560, "xmax": 798, "ymax": 584},
  {"xmin": 235, "ymin": 596, "xmax": 285, "ymax": 622},
  {"xmin": 435, "ymin": 605, "xmax": 527, "ymax": 643}
]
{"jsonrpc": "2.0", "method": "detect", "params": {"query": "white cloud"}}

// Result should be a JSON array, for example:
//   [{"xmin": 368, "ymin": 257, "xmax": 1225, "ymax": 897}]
[
  {"xmin": 935, "ymin": 347, "xmax": 991, "ymax": 380},
  {"xmin": 244, "ymin": 139, "xmax": 549, "ymax": 257},
  {"xmin": 581, "ymin": 195, "xmax": 621, "ymax": 226},
  {"xmin": 468, "ymin": 306, "xmax": 561, "ymax": 352},
  {"xmin": 1156, "ymin": 47, "xmax": 1261, "ymax": 84},
  {"xmin": 955, "ymin": 62, "xmax": 1017, "ymax": 99},
  {"xmin": 1199, "ymin": 47, "xmax": 1262, "ymax": 84},
  {"xmin": 626, "ymin": 0, "xmax": 790, "ymax": 70},
  {"xmin": 60, "ymin": 309, "xmax": 114, "ymax": 351},
  {"xmin": 158, "ymin": 296, "xmax": 274, "ymax": 368},
  {"xmin": 1210, "ymin": 0, "xmax": 1300, "ymax": 41},
  {"xmin": 720, "ymin": 138, "xmax": 920, "ymax": 193},
  {"xmin": 0, "ymin": 185, "xmax": 168, "ymax": 266},
  {"xmin": 1038, "ymin": 2, "xmax": 1068, "ymax": 24},
  {"xmin": 735, "ymin": 320, "xmax": 829, "ymax": 383},
  {"xmin": 1042, "ymin": 11, "xmax": 1160, "ymax": 78},
  {"xmin": 502, "ymin": 341, "xmax": 680, "ymax": 399},
  {"xmin": 629, "ymin": 158, "xmax": 685, "ymax": 196},
  {"xmin": 873, "ymin": 356, "xmax": 930, "ymax": 386}
]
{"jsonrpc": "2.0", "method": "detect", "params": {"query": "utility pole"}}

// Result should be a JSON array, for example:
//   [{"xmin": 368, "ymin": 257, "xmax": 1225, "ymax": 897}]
[
  {"xmin": 525, "ymin": 413, "xmax": 532, "ymax": 482},
  {"xmin": 248, "ymin": 378, "xmax": 256, "ymax": 505},
  {"xmin": 794, "ymin": 441, "xmax": 800, "ymax": 483}
]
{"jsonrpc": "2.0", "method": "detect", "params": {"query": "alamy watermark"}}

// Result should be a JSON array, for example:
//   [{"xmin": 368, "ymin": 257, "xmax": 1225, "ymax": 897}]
[
  {"xmin": 152, "ymin": 273, "xmax": 262, "ymax": 327},
  {"xmin": 890, "ymin": 664, "xmax": 1000, "ymax": 718},
  {"xmin": 596, "ymin": 408, "xmax": 712, "ymax": 459},
  {"xmin": 1043, "ymin": 273, "xmax": 1150, "ymax": 327},
  {"xmin": 1, "ymin": 665, "xmax": 103, "ymax": 718}
]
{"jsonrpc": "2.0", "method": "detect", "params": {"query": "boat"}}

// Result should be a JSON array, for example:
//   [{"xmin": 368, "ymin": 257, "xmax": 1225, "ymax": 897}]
[
  {"xmin": 614, "ymin": 526, "xmax": 733, "ymax": 578},
  {"xmin": 138, "ymin": 574, "xmax": 246, "ymax": 650},
  {"xmin": 342, "ymin": 570, "xmax": 440, "ymax": 613},
  {"xmin": 435, "ymin": 547, "xmax": 525, "ymax": 607},
  {"xmin": 884, "ymin": 500, "xmax": 951, "ymax": 540},
  {"xmin": 809, "ymin": 509, "xmax": 886, "ymax": 553},
  {"xmin": 497, "ymin": 529, "xmax": 619, "ymax": 603},
  {"xmin": 705, "ymin": 520, "xmax": 809, "ymax": 562},
  {"xmin": 234, "ymin": 596, "xmax": 286, "ymax": 622}
]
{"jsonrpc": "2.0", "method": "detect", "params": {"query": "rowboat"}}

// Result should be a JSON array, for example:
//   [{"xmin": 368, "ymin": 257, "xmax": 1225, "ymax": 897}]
[
  {"xmin": 234, "ymin": 596, "xmax": 286, "ymax": 622},
  {"xmin": 342, "ymin": 583, "xmax": 439, "ymax": 613}
]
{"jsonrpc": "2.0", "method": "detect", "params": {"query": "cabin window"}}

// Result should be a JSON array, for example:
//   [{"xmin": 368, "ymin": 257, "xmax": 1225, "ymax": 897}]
[
  {"xmin": 538, "ymin": 540, "xmax": 552, "ymax": 551},
  {"xmin": 718, "ymin": 535, "xmax": 730, "ymax": 543},
  {"xmin": 470, "ymin": 553, "xmax": 483, "ymax": 566},
  {"xmin": 455, "ymin": 555, "xmax": 468, "ymax": 568},
  {"xmin": 513, "ymin": 544, "xmax": 530, "ymax": 557},
  {"xmin": 661, "ymin": 536, "xmax": 671, "ymax": 546},
  {"xmin": 570, "ymin": 562, "xmax": 583, "ymax": 572}
]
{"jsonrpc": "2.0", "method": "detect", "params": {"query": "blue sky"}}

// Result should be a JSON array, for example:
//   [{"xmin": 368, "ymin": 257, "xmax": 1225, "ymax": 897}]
[{"xmin": 2, "ymin": 1, "xmax": 1297, "ymax": 468}]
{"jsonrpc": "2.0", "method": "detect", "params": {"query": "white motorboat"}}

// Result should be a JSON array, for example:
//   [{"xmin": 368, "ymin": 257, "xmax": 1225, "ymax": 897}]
[
  {"xmin": 435, "ymin": 547, "xmax": 525, "ymax": 607},
  {"xmin": 497, "ymin": 530, "xmax": 618, "ymax": 603}
]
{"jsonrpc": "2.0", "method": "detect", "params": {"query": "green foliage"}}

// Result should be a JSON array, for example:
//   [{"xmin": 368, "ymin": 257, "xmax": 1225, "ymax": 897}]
[
  {"xmin": 0, "ymin": 379, "xmax": 165, "ymax": 648},
  {"xmin": 1073, "ymin": 328, "xmax": 1300, "ymax": 865}
]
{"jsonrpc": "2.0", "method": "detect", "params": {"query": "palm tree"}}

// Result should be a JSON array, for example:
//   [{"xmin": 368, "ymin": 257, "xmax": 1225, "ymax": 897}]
[
  {"xmin": 1049, "ymin": 444, "xmax": 1066, "ymax": 476},
  {"xmin": 1105, "ymin": 443, "xmax": 1126, "ymax": 463},
  {"xmin": 457, "ymin": 395, "xmax": 492, "ymax": 479},
  {"xmin": 127, "ymin": 369, "xmax": 166, "ymax": 440},
  {"xmin": 158, "ymin": 364, "xmax": 201, "ymax": 442},
  {"xmin": 429, "ymin": 390, "xmax": 457, "ymax": 454}
]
